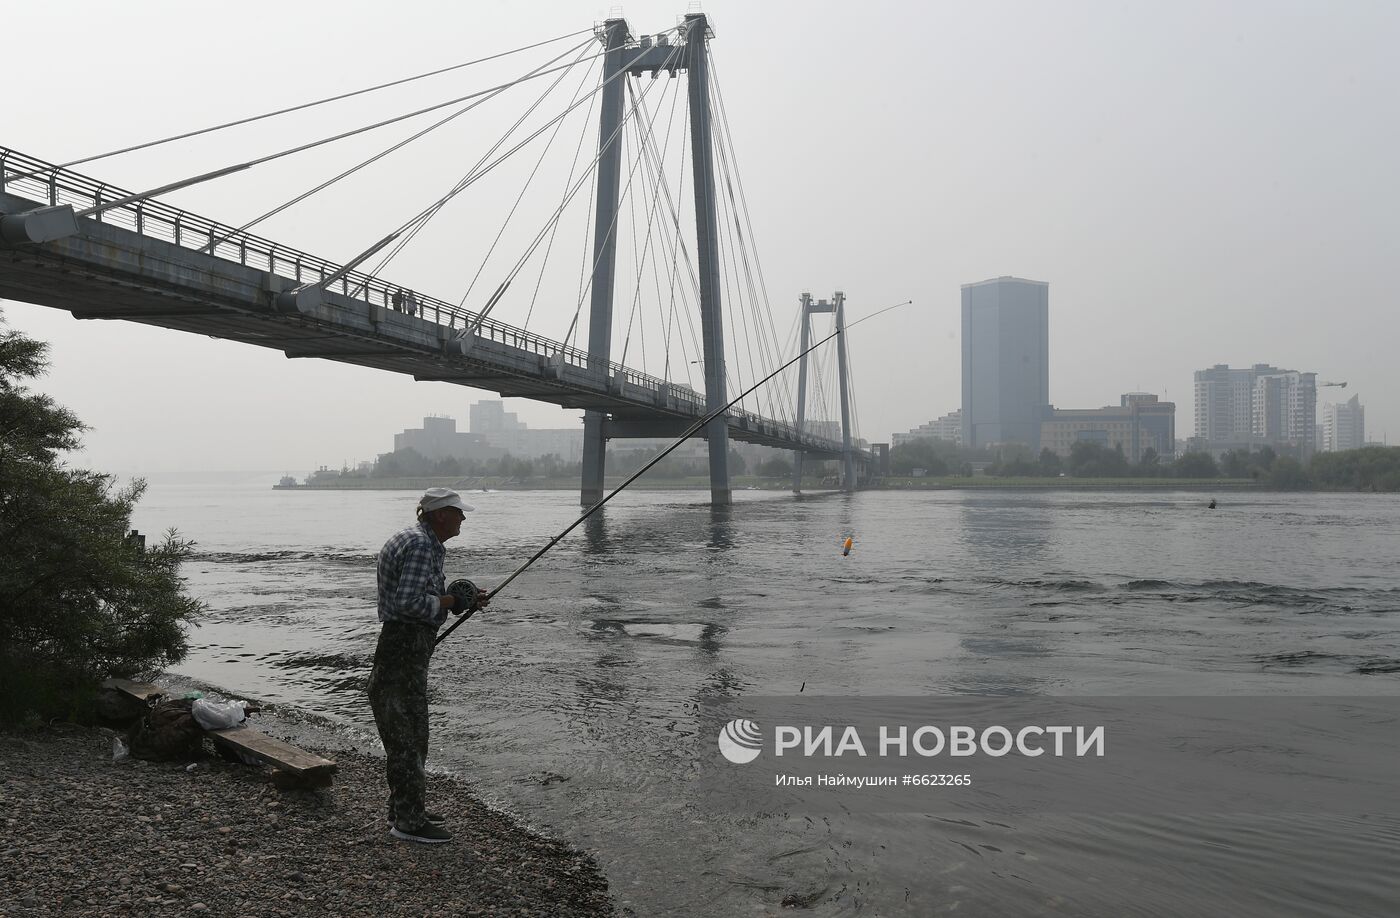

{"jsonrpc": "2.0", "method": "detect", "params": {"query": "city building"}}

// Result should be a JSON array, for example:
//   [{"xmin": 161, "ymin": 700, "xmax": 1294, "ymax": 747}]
[
  {"xmin": 1251, "ymin": 371, "xmax": 1316, "ymax": 450},
  {"xmin": 1194, "ymin": 364, "xmax": 1277, "ymax": 443},
  {"xmin": 1040, "ymin": 393, "xmax": 1176, "ymax": 463},
  {"xmin": 394, "ymin": 416, "xmax": 490, "ymax": 462},
  {"xmin": 469, "ymin": 400, "xmax": 526, "ymax": 433},
  {"xmin": 893, "ymin": 410, "xmax": 962, "ymax": 447},
  {"xmin": 1322, "ymin": 394, "xmax": 1365, "ymax": 452},
  {"xmin": 468, "ymin": 400, "xmax": 582, "ymax": 461},
  {"xmin": 961, "ymin": 277, "xmax": 1049, "ymax": 450},
  {"xmin": 1193, "ymin": 363, "xmax": 1316, "ymax": 456},
  {"xmin": 392, "ymin": 401, "xmax": 586, "ymax": 464}
]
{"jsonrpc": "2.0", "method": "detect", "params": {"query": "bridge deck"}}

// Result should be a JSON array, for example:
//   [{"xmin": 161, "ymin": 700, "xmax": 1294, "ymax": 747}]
[{"xmin": 0, "ymin": 146, "xmax": 865, "ymax": 460}]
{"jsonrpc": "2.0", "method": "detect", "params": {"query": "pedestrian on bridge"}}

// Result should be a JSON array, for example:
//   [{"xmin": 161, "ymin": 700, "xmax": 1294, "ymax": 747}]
[{"xmin": 368, "ymin": 487, "xmax": 487, "ymax": 844}]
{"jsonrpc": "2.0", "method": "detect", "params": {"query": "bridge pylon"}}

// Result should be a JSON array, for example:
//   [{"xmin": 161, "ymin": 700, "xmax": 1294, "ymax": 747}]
[
  {"xmin": 792, "ymin": 291, "xmax": 856, "ymax": 493},
  {"xmin": 579, "ymin": 13, "xmax": 731, "ymax": 507}
]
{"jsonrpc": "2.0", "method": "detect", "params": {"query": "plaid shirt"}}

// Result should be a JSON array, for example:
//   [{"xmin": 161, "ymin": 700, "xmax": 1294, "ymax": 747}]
[{"xmin": 376, "ymin": 521, "xmax": 448, "ymax": 627}]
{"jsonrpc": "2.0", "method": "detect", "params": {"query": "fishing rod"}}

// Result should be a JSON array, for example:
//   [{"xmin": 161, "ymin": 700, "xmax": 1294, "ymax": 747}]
[{"xmin": 435, "ymin": 298, "xmax": 912, "ymax": 647}]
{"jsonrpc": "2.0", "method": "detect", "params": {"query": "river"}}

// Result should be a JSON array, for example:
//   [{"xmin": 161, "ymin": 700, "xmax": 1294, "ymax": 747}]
[{"xmin": 133, "ymin": 480, "xmax": 1400, "ymax": 916}]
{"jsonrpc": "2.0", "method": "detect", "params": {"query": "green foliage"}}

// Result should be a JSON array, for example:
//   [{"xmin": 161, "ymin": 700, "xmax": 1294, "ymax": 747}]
[
  {"xmin": 988, "ymin": 456, "xmax": 1040, "ymax": 477},
  {"xmin": 1220, "ymin": 447, "xmax": 1275, "ymax": 480},
  {"xmin": 1309, "ymin": 446, "xmax": 1400, "ymax": 491},
  {"xmin": 1067, "ymin": 441, "xmax": 1130, "ymax": 478},
  {"xmin": 758, "ymin": 456, "xmax": 793, "ymax": 478},
  {"xmin": 1172, "ymin": 452, "xmax": 1219, "ymax": 479},
  {"xmin": 890, "ymin": 438, "xmax": 954, "ymax": 476},
  {"xmin": 1038, "ymin": 448, "xmax": 1063, "ymax": 477},
  {"xmin": 1266, "ymin": 456, "xmax": 1311, "ymax": 490},
  {"xmin": 0, "ymin": 317, "xmax": 203, "ymax": 723}
]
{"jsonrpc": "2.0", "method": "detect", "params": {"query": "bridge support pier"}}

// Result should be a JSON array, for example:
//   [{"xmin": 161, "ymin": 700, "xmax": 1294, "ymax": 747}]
[
  {"xmin": 580, "ymin": 17, "xmax": 630, "ymax": 508},
  {"xmin": 792, "ymin": 291, "xmax": 855, "ymax": 493},
  {"xmin": 580, "ymin": 13, "xmax": 731, "ymax": 506},
  {"xmin": 685, "ymin": 12, "xmax": 730, "ymax": 506}
]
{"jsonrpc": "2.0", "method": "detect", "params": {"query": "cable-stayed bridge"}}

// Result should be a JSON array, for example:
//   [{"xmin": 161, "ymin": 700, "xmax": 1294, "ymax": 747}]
[{"xmin": 0, "ymin": 14, "xmax": 873, "ymax": 505}]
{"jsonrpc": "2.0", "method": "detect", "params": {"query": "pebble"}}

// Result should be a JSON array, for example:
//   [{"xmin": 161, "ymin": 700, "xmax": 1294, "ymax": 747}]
[{"xmin": 1, "ymin": 726, "xmax": 614, "ymax": 916}]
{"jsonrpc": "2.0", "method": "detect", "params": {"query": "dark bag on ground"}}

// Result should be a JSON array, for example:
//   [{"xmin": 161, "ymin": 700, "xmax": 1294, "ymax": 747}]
[{"xmin": 127, "ymin": 697, "xmax": 203, "ymax": 761}]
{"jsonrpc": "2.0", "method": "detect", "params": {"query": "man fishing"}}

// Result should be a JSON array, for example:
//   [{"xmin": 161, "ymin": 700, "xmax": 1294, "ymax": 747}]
[{"xmin": 369, "ymin": 487, "xmax": 488, "ymax": 844}]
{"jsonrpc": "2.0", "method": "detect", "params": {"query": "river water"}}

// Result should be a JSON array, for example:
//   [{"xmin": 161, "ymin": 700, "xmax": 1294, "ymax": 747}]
[{"xmin": 134, "ymin": 482, "xmax": 1400, "ymax": 917}]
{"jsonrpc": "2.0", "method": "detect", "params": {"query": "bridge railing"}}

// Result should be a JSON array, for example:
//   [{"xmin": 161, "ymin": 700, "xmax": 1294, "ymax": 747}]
[{"xmin": 0, "ymin": 146, "xmax": 865, "ymax": 457}]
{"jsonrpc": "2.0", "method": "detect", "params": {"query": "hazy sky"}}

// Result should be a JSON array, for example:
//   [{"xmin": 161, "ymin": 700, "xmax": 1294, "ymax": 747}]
[{"xmin": 3, "ymin": 0, "xmax": 1396, "ymax": 474}]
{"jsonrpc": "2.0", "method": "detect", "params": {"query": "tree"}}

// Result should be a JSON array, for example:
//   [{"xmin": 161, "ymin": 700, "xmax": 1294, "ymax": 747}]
[
  {"xmin": 759, "ymin": 456, "xmax": 793, "ymax": 478},
  {"xmin": 1309, "ymin": 446, "xmax": 1400, "ymax": 491},
  {"xmin": 890, "ymin": 438, "xmax": 952, "ymax": 476},
  {"xmin": 1067, "ymin": 441, "xmax": 1130, "ymax": 478},
  {"xmin": 1173, "ymin": 451, "xmax": 1219, "ymax": 479},
  {"xmin": 431, "ymin": 456, "xmax": 463, "ymax": 476},
  {"xmin": 0, "ymin": 316, "xmax": 203, "ymax": 722},
  {"xmin": 1038, "ymin": 448, "xmax": 1063, "ymax": 476},
  {"xmin": 1220, "ymin": 449, "xmax": 1250, "ymax": 479},
  {"xmin": 1267, "ymin": 456, "xmax": 1310, "ymax": 490}
]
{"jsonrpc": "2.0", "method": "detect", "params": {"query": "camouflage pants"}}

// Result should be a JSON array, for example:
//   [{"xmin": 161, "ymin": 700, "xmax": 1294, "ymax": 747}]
[{"xmin": 367, "ymin": 621, "xmax": 436, "ymax": 831}]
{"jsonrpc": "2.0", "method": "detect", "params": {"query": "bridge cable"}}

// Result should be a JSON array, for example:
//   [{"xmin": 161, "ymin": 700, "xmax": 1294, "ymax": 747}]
[
  {"xmin": 629, "ymin": 73, "xmax": 690, "ymax": 378},
  {"xmin": 628, "ymin": 84, "xmax": 705, "ymax": 392},
  {"xmin": 5, "ymin": 29, "xmax": 599, "ymax": 185},
  {"xmin": 413, "ymin": 38, "xmax": 686, "ymax": 348},
  {"xmin": 1, "ymin": 28, "xmax": 590, "ymax": 183},
  {"xmin": 714, "ymin": 145, "xmax": 750, "ymax": 415},
  {"xmin": 632, "ymin": 79, "xmax": 688, "ymax": 382},
  {"xmin": 523, "ymin": 57, "xmax": 607, "ymax": 332},
  {"xmin": 362, "ymin": 42, "xmax": 606, "ymax": 289},
  {"xmin": 713, "ymin": 127, "xmax": 759, "ymax": 421},
  {"xmin": 564, "ymin": 152, "xmax": 599, "ymax": 351},
  {"xmin": 351, "ymin": 38, "xmax": 684, "ymax": 315},
  {"xmin": 503, "ymin": 59, "xmax": 673, "ymax": 347},
  {"xmin": 720, "ymin": 59, "xmax": 798, "ymax": 431},
  {"xmin": 630, "ymin": 89, "xmax": 696, "ymax": 388},
  {"xmin": 618, "ymin": 76, "xmax": 684, "ymax": 373},
  {"xmin": 58, "ymin": 48, "xmax": 613, "ymax": 228},
  {"xmin": 530, "ymin": 44, "xmax": 685, "ymax": 348},
  {"xmin": 620, "ymin": 125, "xmax": 646, "ymax": 374},
  {"xmin": 455, "ymin": 43, "xmax": 601, "ymax": 309},
  {"xmin": 706, "ymin": 91, "xmax": 754, "ymax": 416},
  {"xmin": 709, "ymin": 58, "xmax": 794, "ymax": 428},
  {"xmin": 97, "ymin": 46, "xmax": 620, "ymax": 234},
  {"xmin": 205, "ymin": 37, "xmax": 595, "ymax": 256},
  {"xmin": 643, "ymin": 110, "xmax": 705, "ymax": 395}
]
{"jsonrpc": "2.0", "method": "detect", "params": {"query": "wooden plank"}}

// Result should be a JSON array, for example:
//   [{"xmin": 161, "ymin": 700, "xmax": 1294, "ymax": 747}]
[
  {"xmin": 103, "ymin": 677, "xmax": 336, "ymax": 784},
  {"xmin": 207, "ymin": 725, "xmax": 337, "ymax": 780},
  {"xmin": 101, "ymin": 677, "xmax": 164, "ymax": 702}
]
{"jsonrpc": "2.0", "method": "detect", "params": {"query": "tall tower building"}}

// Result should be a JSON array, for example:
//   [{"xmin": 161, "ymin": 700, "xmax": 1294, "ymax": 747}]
[
  {"xmin": 1251, "ymin": 370, "xmax": 1317, "ymax": 448},
  {"xmin": 469, "ymin": 399, "xmax": 525, "ymax": 433},
  {"xmin": 960, "ymin": 277, "xmax": 1049, "ymax": 450},
  {"xmin": 1193, "ymin": 364, "xmax": 1316, "ymax": 454},
  {"xmin": 1193, "ymin": 364, "xmax": 1280, "ymax": 442},
  {"xmin": 1323, "ymin": 394, "xmax": 1365, "ymax": 452}
]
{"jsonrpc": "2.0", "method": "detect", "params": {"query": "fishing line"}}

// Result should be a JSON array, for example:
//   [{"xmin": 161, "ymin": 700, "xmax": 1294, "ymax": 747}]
[{"xmin": 435, "ymin": 298, "xmax": 913, "ymax": 647}]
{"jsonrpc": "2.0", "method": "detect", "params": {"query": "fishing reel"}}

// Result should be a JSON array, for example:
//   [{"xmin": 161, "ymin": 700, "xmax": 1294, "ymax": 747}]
[{"xmin": 447, "ymin": 578, "xmax": 482, "ymax": 617}]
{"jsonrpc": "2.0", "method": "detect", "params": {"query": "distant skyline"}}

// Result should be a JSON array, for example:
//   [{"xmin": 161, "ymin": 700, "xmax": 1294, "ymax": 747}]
[{"xmin": 3, "ymin": 0, "xmax": 1395, "ymax": 473}]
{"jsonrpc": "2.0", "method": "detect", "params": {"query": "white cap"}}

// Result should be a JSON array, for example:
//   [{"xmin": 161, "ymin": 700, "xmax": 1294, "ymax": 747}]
[{"xmin": 418, "ymin": 487, "xmax": 475, "ymax": 514}]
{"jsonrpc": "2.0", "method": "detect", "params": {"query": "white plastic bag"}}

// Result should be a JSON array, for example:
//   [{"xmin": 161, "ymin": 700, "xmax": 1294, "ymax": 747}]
[{"xmin": 191, "ymin": 698, "xmax": 248, "ymax": 730}]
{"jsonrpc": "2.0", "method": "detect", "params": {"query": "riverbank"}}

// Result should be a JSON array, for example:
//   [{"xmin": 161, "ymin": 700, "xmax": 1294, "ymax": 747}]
[
  {"xmin": 272, "ymin": 474, "xmax": 1262, "ymax": 491},
  {"xmin": 0, "ymin": 726, "xmax": 613, "ymax": 917}
]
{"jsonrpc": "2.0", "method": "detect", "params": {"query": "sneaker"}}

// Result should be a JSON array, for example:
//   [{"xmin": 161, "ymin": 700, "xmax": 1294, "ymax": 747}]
[
  {"xmin": 388, "ymin": 809, "xmax": 446, "ymax": 826},
  {"xmin": 390, "ymin": 822, "xmax": 453, "ymax": 844}
]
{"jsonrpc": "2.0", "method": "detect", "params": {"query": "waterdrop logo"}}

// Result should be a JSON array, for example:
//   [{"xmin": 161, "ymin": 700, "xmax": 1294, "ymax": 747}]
[{"xmin": 718, "ymin": 719, "xmax": 763, "ymax": 764}]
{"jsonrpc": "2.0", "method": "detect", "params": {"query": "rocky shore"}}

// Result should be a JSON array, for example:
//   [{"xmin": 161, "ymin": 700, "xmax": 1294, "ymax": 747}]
[{"xmin": 0, "ymin": 726, "xmax": 613, "ymax": 917}]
